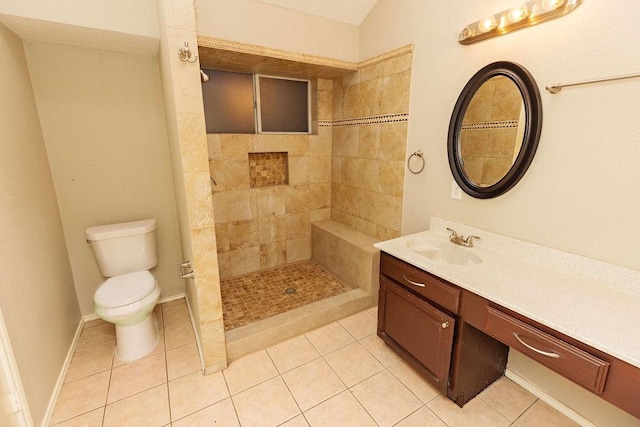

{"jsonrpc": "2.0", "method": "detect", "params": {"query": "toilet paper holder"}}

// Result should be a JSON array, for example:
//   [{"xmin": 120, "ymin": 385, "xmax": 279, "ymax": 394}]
[{"xmin": 177, "ymin": 260, "xmax": 194, "ymax": 279}]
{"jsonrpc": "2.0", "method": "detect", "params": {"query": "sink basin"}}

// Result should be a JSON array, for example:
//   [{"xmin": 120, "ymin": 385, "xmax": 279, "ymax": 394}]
[{"xmin": 406, "ymin": 238, "xmax": 482, "ymax": 265}]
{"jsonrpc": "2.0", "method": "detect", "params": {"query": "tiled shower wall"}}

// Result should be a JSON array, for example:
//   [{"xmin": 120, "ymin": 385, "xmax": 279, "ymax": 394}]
[
  {"xmin": 331, "ymin": 52, "xmax": 412, "ymax": 240},
  {"xmin": 207, "ymin": 78, "xmax": 333, "ymax": 279},
  {"xmin": 207, "ymin": 50, "xmax": 412, "ymax": 279}
]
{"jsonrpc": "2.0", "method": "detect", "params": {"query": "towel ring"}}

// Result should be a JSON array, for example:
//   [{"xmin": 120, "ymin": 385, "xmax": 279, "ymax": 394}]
[{"xmin": 407, "ymin": 150, "xmax": 425, "ymax": 174}]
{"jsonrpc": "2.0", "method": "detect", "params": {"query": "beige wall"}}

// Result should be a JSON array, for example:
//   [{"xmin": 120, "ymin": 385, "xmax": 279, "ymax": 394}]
[
  {"xmin": 24, "ymin": 40, "xmax": 185, "ymax": 316},
  {"xmin": 195, "ymin": 0, "xmax": 359, "ymax": 62},
  {"xmin": 361, "ymin": 0, "xmax": 640, "ymax": 424},
  {"xmin": 0, "ymin": 24, "xmax": 81, "ymax": 425},
  {"xmin": 331, "ymin": 52, "xmax": 412, "ymax": 241},
  {"xmin": 0, "ymin": 0, "xmax": 158, "ymax": 40}
]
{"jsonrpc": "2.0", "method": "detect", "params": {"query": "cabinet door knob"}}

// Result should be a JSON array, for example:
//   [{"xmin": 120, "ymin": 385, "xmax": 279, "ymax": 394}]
[{"xmin": 441, "ymin": 322, "xmax": 449, "ymax": 329}]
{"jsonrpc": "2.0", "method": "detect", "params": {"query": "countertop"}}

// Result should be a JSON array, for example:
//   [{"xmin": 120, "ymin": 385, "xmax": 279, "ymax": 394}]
[{"xmin": 374, "ymin": 218, "xmax": 640, "ymax": 369}]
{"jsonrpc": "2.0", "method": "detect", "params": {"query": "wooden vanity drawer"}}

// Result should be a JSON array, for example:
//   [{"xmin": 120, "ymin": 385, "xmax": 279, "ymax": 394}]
[
  {"xmin": 380, "ymin": 253, "xmax": 460, "ymax": 313},
  {"xmin": 485, "ymin": 306, "xmax": 610, "ymax": 394}
]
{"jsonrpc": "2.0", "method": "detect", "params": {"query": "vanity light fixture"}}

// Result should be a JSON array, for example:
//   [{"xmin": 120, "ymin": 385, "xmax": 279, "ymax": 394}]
[{"xmin": 458, "ymin": 0, "xmax": 582, "ymax": 45}]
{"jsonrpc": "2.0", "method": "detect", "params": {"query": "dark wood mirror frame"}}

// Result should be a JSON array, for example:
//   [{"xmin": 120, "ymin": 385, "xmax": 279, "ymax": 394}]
[{"xmin": 448, "ymin": 61, "xmax": 542, "ymax": 199}]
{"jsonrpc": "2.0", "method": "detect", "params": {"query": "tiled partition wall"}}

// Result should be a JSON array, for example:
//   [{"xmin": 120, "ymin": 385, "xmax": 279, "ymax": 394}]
[
  {"xmin": 207, "ymin": 78, "xmax": 333, "ymax": 279},
  {"xmin": 331, "ymin": 52, "xmax": 412, "ymax": 241}
]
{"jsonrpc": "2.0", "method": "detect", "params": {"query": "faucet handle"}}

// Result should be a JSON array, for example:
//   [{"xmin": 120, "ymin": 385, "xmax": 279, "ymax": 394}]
[
  {"xmin": 446, "ymin": 227, "xmax": 459, "ymax": 237},
  {"xmin": 464, "ymin": 235, "xmax": 481, "ymax": 247}
]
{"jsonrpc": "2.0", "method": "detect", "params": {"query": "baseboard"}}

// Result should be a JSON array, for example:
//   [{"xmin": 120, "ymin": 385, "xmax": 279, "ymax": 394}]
[
  {"xmin": 183, "ymin": 296, "xmax": 206, "ymax": 374},
  {"xmin": 505, "ymin": 369, "xmax": 596, "ymax": 427},
  {"xmin": 40, "ymin": 319, "xmax": 84, "ymax": 427}
]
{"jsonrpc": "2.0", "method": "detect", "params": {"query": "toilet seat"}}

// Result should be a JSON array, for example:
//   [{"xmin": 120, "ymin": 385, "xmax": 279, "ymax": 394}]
[{"xmin": 94, "ymin": 271, "xmax": 156, "ymax": 308}]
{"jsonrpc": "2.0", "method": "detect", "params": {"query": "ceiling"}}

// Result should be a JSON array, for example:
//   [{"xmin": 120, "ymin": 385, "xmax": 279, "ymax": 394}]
[{"xmin": 254, "ymin": 0, "xmax": 378, "ymax": 26}]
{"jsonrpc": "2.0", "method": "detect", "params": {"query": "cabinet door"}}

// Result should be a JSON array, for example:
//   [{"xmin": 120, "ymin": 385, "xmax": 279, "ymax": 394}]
[{"xmin": 379, "ymin": 276, "xmax": 455, "ymax": 388}]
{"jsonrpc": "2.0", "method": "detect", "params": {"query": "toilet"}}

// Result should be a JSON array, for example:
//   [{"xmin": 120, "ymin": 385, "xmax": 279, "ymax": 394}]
[{"xmin": 86, "ymin": 219, "xmax": 161, "ymax": 362}]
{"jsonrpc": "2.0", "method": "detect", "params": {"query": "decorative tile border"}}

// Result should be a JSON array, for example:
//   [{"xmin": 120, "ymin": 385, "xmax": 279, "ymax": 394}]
[
  {"xmin": 197, "ymin": 36, "xmax": 414, "ymax": 73},
  {"xmin": 197, "ymin": 36, "xmax": 358, "ymax": 71},
  {"xmin": 461, "ymin": 120, "xmax": 519, "ymax": 130},
  {"xmin": 357, "ymin": 44, "xmax": 414, "ymax": 68},
  {"xmin": 325, "ymin": 113, "xmax": 409, "ymax": 127}
]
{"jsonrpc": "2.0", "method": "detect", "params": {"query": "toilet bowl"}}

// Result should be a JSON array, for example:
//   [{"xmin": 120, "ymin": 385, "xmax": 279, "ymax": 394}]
[
  {"xmin": 86, "ymin": 219, "xmax": 161, "ymax": 362},
  {"xmin": 94, "ymin": 271, "xmax": 161, "ymax": 361}
]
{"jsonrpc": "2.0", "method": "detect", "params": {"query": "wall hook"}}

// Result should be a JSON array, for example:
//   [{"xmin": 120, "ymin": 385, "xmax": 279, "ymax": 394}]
[{"xmin": 178, "ymin": 41, "xmax": 198, "ymax": 63}]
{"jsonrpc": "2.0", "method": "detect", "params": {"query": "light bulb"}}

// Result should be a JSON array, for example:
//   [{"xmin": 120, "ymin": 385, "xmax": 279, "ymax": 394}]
[
  {"xmin": 541, "ymin": 0, "xmax": 566, "ymax": 11},
  {"xmin": 507, "ymin": 4, "xmax": 529, "ymax": 22},
  {"xmin": 478, "ymin": 16, "xmax": 498, "ymax": 33}
]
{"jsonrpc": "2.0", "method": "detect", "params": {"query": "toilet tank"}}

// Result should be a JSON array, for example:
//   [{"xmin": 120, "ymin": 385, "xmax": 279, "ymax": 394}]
[{"xmin": 86, "ymin": 219, "xmax": 158, "ymax": 277}]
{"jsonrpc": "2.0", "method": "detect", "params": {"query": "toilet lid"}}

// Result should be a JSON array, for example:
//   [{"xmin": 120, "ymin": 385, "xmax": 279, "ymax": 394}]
[{"xmin": 94, "ymin": 271, "xmax": 157, "ymax": 308}]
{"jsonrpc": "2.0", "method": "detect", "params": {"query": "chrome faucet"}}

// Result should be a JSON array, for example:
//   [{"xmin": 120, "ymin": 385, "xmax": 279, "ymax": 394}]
[{"xmin": 446, "ymin": 228, "xmax": 481, "ymax": 248}]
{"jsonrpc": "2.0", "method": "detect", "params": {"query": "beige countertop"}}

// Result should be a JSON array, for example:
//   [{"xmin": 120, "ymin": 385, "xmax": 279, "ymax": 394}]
[{"xmin": 374, "ymin": 217, "xmax": 640, "ymax": 369}]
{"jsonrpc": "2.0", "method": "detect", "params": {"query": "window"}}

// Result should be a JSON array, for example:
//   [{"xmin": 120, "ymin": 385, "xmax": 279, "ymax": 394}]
[{"xmin": 202, "ymin": 69, "xmax": 311, "ymax": 134}]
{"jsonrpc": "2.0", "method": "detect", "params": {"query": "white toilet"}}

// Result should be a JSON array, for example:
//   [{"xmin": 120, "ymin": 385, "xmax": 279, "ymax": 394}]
[{"xmin": 86, "ymin": 219, "xmax": 161, "ymax": 362}]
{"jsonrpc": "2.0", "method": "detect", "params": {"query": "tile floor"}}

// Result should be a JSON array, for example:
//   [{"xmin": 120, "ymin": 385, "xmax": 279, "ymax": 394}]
[
  {"xmin": 221, "ymin": 261, "xmax": 352, "ymax": 330},
  {"xmin": 50, "ymin": 299, "xmax": 580, "ymax": 426}
]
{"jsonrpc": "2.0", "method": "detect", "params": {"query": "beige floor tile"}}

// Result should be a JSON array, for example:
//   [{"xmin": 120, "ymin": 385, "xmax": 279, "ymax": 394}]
[
  {"xmin": 76, "ymin": 323, "xmax": 115, "ymax": 351},
  {"xmin": 479, "ymin": 377, "xmax": 537, "ymax": 421},
  {"xmin": 304, "ymin": 390, "xmax": 377, "ymax": 427},
  {"xmin": 172, "ymin": 398, "xmax": 240, "ymax": 427},
  {"xmin": 223, "ymin": 349, "xmax": 279, "ymax": 395},
  {"xmin": 112, "ymin": 327, "xmax": 165, "ymax": 368},
  {"xmin": 50, "ymin": 371, "xmax": 110, "ymax": 425},
  {"xmin": 166, "ymin": 342, "xmax": 202, "ymax": 380},
  {"xmin": 388, "ymin": 360, "xmax": 440, "ymax": 403},
  {"xmin": 515, "ymin": 400, "xmax": 580, "ymax": 427},
  {"xmin": 366, "ymin": 305, "xmax": 378, "ymax": 319},
  {"xmin": 107, "ymin": 352, "xmax": 166, "ymax": 403},
  {"xmin": 282, "ymin": 358, "xmax": 346, "ymax": 411},
  {"xmin": 51, "ymin": 407, "xmax": 104, "ymax": 427},
  {"xmin": 358, "ymin": 334, "xmax": 401, "ymax": 367},
  {"xmin": 338, "ymin": 310, "xmax": 377, "ymax": 340},
  {"xmin": 323, "ymin": 342, "xmax": 384, "ymax": 387},
  {"xmin": 305, "ymin": 322, "xmax": 355, "ymax": 355},
  {"xmin": 163, "ymin": 301, "xmax": 190, "ymax": 326},
  {"xmin": 232, "ymin": 377, "xmax": 300, "ymax": 427},
  {"xmin": 164, "ymin": 319, "xmax": 196, "ymax": 350},
  {"xmin": 83, "ymin": 318, "xmax": 108, "ymax": 329},
  {"xmin": 162, "ymin": 297, "xmax": 187, "ymax": 309},
  {"xmin": 395, "ymin": 406, "xmax": 447, "ymax": 427},
  {"xmin": 103, "ymin": 384, "xmax": 170, "ymax": 427},
  {"xmin": 168, "ymin": 370, "xmax": 229, "ymax": 421},
  {"xmin": 427, "ymin": 394, "xmax": 511, "ymax": 427},
  {"xmin": 280, "ymin": 414, "xmax": 310, "ymax": 426},
  {"xmin": 64, "ymin": 343, "xmax": 114, "ymax": 383},
  {"xmin": 351, "ymin": 370, "xmax": 422, "ymax": 426},
  {"xmin": 266, "ymin": 335, "xmax": 321, "ymax": 373}
]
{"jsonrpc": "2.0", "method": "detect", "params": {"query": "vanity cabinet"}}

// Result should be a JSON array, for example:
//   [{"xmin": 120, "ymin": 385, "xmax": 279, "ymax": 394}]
[
  {"xmin": 379, "ymin": 276, "xmax": 455, "ymax": 389},
  {"xmin": 377, "ymin": 253, "xmax": 640, "ymax": 418},
  {"xmin": 377, "ymin": 253, "xmax": 507, "ymax": 398}
]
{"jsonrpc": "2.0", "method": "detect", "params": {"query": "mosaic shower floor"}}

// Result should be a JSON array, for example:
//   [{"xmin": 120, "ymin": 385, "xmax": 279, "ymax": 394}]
[{"xmin": 221, "ymin": 261, "xmax": 352, "ymax": 330}]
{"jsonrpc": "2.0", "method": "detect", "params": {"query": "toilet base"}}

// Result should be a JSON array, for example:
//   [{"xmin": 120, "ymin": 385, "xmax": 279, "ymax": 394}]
[{"xmin": 114, "ymin": 313, "xmax": 159, "ymax": 362}]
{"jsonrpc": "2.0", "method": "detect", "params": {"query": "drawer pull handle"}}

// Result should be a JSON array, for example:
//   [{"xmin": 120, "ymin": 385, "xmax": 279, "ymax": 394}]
[
  {"xmin": 441, "ymin": 322, "xmax": 449, "ymax": 329},
  {"xmin": 513, "ymin": 333, "xmax": 560, "ymax": 359},
  {"xmin": 403, "ymin": 275, "xmax": 426, "ymax": 288}
]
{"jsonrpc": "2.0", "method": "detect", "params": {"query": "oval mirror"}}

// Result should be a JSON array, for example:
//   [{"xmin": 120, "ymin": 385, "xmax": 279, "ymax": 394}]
[{"xmin": 448, "ymin": 61, "xmax": 542, "ymax": 198}]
